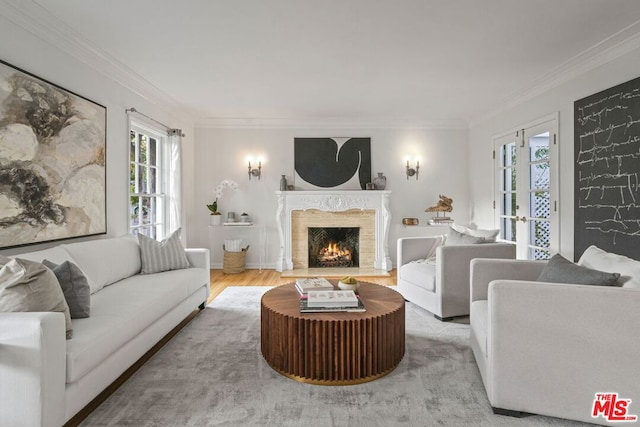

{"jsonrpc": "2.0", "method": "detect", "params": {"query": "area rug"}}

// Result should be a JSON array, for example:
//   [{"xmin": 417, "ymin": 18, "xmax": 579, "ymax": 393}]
[{"xmin": 80, "ymin": 287, "xmax": 588, "ymax": 426}]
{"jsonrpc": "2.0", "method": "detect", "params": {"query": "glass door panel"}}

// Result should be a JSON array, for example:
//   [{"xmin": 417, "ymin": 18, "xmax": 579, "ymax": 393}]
[
  {"xmin": 494, "ymin": 116, "xmax": 558, "ymax": 260},
  {"xmin": 525, "ymin": 129, "xmax": 551, "ymax": 260},
  {"xmin": 497, "ymin": 139, "xmax": 517, "ymax": 242}
]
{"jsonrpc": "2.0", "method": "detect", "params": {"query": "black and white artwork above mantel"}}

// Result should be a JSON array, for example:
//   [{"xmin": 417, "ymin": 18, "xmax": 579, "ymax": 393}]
[{"xmin": 294, "ymin": 137, "xmax": 371, "ymax": 190}]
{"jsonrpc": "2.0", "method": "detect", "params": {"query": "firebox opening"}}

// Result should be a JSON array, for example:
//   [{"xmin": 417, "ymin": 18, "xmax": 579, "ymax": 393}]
[{"xmin": 308, "ymin": 227, "xmax": 359, "ymax": 268}]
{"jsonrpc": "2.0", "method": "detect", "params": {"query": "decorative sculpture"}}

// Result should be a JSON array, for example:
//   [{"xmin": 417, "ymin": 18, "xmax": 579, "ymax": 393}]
[{"xmin": 425, "ymin": 195, "xmax": 453, "ymax": 223}]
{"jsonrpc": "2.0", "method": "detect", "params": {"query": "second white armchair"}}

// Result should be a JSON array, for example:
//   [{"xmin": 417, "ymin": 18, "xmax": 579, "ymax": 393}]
[{"xmin": 397, "ymin": 235, "xmax": 515, "ymax": 320}]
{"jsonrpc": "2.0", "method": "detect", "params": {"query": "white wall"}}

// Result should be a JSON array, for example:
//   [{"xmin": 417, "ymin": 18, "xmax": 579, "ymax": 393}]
[
  {"xmin": 468, "ymin": 46, "xmax": 640, "ymax": 261},
  {"xmin": 8, "ymin": 6, "xmax": 638, "ymax": 267},
  {"xmin": 191, "ymin": 126, "xmax": 469, "ymax": 268},
  {"xmin": 0, "ymin": 13, "xmax": 469, "ymax": 267},
  {"xmin": 0, "ymin": 14, "xmax": 196, "ymax": 257}
]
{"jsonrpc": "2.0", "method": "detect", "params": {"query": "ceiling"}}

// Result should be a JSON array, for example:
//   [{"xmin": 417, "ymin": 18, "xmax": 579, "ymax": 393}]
[{"xmin": 22, "ymin": 0, "xmax": 640, "ymax": 126}]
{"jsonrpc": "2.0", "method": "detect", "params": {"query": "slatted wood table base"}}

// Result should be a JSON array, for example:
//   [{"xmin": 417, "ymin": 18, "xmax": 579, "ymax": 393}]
[{"xmin": 260, "ymin": 282, "xmax": 405, "ymax": 385}]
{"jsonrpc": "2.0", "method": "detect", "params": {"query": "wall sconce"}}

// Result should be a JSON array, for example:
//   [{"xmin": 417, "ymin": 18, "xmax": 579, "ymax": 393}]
[
  {"xmin": 406, "ymin": 160, "xmax": 420, "ymax": 180},
  {"xmin": 248, "ymin": 161, "xmax": 262, "ymax": 180}
]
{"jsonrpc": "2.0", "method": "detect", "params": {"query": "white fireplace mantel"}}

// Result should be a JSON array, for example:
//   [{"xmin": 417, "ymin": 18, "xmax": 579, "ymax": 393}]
[{"xmin": 275, "ymin": 190, "xmax": 392, "ymax": 272}]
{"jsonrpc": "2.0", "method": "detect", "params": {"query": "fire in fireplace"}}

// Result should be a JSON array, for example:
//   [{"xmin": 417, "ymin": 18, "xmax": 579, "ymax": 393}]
[
  {"xmin": 318, "ymin": 242, "xmax": 352, "ymax": 266},
  {"xmin": 308, "ymin": 227, "xmax": 359, "ymax": 268}
]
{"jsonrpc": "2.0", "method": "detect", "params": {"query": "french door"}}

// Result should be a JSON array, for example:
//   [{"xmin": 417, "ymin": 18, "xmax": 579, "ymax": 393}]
[{"xmin": 494, "ymin": 115, "xmax": 559, "ymax": 260}]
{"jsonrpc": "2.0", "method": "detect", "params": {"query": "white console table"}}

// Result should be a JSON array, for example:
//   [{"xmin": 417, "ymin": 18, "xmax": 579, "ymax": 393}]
[
  {"xmin": 394, "ymin": 223, "xmax": 451, "ymax": 238},
  {"xmin": 208, "ymin": 224, "xmax": 267, "ymax": 270}
]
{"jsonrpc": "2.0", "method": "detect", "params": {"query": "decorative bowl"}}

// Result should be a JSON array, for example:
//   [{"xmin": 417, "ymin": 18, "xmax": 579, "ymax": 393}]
[
  {"xmin": 338, "ymin": 281, "xmax": 359, "ymax": 291},
  {"xmin": 402, "ymin": 217, "xmax": 419, "ymax": 225},
  {"xmin": 338, "ymin": 276, "xmax": 360, "ymax": 291}
]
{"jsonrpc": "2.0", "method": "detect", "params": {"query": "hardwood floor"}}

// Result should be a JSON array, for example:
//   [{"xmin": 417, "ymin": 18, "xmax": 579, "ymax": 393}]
[{"xmin": 207, "ymin": 268, "xmax": 398, "ymax": 303}]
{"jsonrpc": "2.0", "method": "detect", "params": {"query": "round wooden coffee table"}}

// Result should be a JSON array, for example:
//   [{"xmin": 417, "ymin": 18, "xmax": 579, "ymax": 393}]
[{"xmin": 260, "ymin": 281, "xmax": 405, "ymax": 385}]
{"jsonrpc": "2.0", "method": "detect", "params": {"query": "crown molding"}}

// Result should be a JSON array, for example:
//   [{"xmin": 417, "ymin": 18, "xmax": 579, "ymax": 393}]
[
  {"xmin": 7, "ymin": 0, "xmax": 638, "ymax": 131},
  {"xmin": 0, "ymin": 0, "xmax": 189, "ymax": 117},
  {"xmin": 470, "ymin": 19, "xmax": 640, "ymax": 127},
  {"xmin": 1, "ymin": 1, "xmax": 464, "ymax": 130},
  {"xmin": 0, "ymin": 0, "xmax": 468, "ymax": 129},
  {"xmin": 195, "ymin": 117, "xmax": 468, "ymax": 130}
]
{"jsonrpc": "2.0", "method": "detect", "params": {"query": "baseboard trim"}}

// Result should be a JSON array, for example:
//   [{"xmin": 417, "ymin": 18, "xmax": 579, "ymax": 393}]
[{"xmin": 63, "ymin": 305, "xmax": 204, "ymax": 427}]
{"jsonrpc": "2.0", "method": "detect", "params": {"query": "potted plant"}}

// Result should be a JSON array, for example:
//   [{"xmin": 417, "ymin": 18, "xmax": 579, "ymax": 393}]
[
  {"xmin": 207, "ymin": 200, "xmax": 222, "ymax": 225},
  {"xmin": 207, "ymin": 179, "xmax": 239, "ymax": 225}
]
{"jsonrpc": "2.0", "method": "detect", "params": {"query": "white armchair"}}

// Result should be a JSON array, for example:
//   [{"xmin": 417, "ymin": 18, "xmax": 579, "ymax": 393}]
[
  {"xmin": 396, "ymin": 236, "xmax": 515, "ymax": 320},
  {"xmin": 470, "ymin": 257, "xmax": 640, "ymax": 425}
]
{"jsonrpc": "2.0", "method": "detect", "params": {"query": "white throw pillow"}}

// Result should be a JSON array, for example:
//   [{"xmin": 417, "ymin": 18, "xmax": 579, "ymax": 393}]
[
  {"xmin": 0, "ymin": 256, "xmax": 73, "ymax": 339},
  {"xmin": 138, "ymin": 228, "xmax": 190, "ymax": 274},
  {"xmin": 445, "ymin": 227, "xmax": 486, "ymax": 245},
  {"xmin": 451, "ymin": 224, "xmax": 500, "ymax": 242},
  {"xmin": 578, "ymin": 245, "xmax": 640, "ymax": 288}
]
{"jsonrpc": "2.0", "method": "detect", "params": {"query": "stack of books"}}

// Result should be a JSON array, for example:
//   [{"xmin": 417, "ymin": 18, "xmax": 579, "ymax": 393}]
[
  {"xmin": 299, "ymin": 289, "xmax": 366, "ymax": 313},
  {"xmin": 428, "ymin": 218, "xmax": 454, "ymax": 225},
  {"xmin": 295, "ymin": 277, "xmax": 334, "ymax": 296}
]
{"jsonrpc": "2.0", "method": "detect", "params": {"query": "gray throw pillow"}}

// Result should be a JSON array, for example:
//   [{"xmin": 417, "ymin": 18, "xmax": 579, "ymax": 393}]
[
  {"xmin": 538, "ymin": 254, "xmax": 620, "ymax": 286},
  {"xmin": 444, "ymin": 227, "xmax": 486, "ymax": 246},
  {"xmin": 0, "ymin": 255, "xmax": 73, "ymax": 339},
  {"xmin": 43, "ymin": 259, "xmax": 91, "ymax": 319},
  {"xmin": 138, "ymin": 228, "xmax": 190, "ymax": 274}
]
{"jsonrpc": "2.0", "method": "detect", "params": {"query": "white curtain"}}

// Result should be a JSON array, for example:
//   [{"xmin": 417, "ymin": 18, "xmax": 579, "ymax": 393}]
[{"xmin": 165, "ymin": 129, "xmax": 183, "ymax": 235}]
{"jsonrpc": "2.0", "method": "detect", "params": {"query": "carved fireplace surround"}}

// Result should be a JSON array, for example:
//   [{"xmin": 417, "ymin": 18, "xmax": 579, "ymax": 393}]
[{"xmin": 275, "ymin": 190, "xmax": 392, "ymax": 273}]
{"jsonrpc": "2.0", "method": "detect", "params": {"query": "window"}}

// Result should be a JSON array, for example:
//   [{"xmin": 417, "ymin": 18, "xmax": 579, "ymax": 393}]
[{"xmin": 130, "ymin": 124, "xmax": 166, "ymax": 239}]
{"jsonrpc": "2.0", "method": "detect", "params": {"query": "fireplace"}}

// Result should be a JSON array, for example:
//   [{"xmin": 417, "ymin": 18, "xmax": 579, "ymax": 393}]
[
  {"xmin": 308, "ymin": 227, "xmax": 359, "ymax": 268},
  {"xmin": 275, "ymin": 190, "xmax": 392, "ymax": 272}
]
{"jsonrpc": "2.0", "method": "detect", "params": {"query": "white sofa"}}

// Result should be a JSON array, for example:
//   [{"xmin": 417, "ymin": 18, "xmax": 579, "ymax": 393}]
[
  {"xmin": 0, "ymin": 235, "xmax": 210, "ymax": 427},
  {"xmin": 397, "ymin": 236, "xmax": 515, "ymax": 320},
  {"xmin": 470, "ymin": 253, "xmax": 640, "ymax": 425}
]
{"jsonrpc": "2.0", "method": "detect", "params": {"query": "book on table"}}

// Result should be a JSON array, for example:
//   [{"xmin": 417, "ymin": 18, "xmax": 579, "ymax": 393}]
[
  {"xmin": 299, "ymin": 296, "xmax": 366, "ymax": 313},
  {"xmin": 306, "ymin": 290, "xmax": 359, "ymax": 308},
  {"xmin": 295, "ymin": 277, "xmax": 334, "ymax": 295}
]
